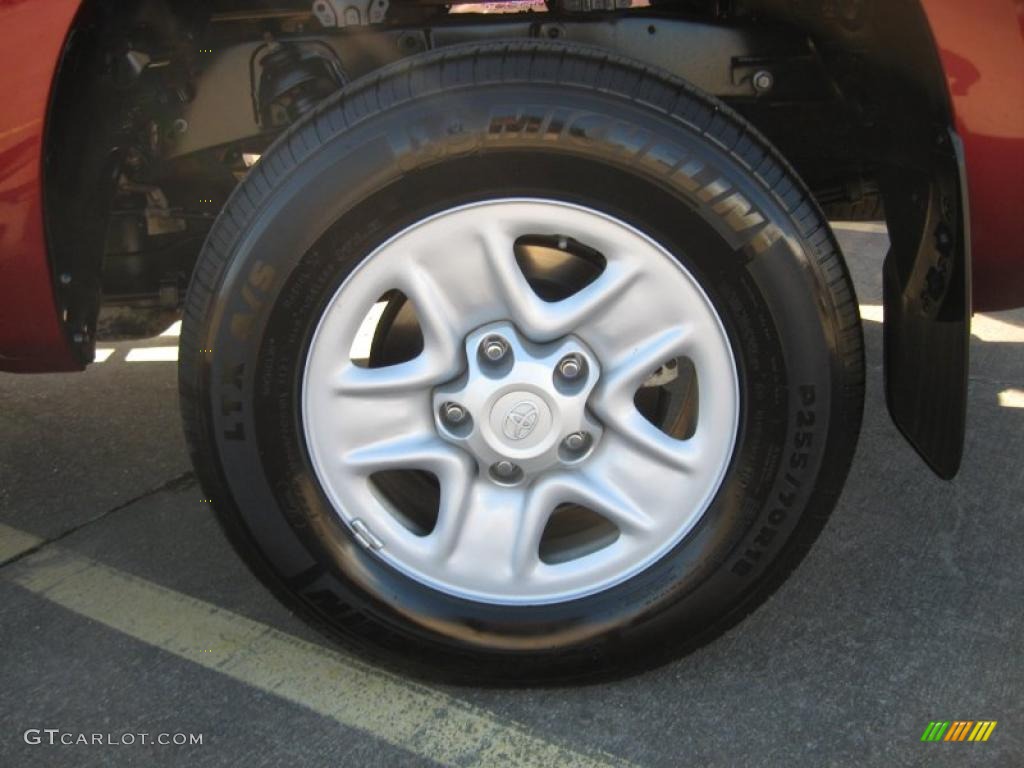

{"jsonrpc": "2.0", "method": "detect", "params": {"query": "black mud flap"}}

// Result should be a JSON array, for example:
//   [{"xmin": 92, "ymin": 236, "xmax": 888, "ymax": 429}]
[{"xmin": 882, "ymin": 128, "xmax": 971, "ymax": 479}]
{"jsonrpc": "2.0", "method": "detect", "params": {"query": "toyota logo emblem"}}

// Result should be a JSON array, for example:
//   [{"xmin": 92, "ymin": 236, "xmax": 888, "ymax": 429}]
[{"xmin": 503, "ymin": 401, "xmax": 539, "ymax": 441}]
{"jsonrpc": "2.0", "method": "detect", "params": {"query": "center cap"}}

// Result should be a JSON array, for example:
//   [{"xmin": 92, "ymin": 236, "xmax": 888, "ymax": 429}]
[
  {"xmin": 433, "ymin": 321, "xmax": 603, "ymax": 482},
  {"xmin": 491, "ymin": 391, "xmax": 553, "ymax": 451}
]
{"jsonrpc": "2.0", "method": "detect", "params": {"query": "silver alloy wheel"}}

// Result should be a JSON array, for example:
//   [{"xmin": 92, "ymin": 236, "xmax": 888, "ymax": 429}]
[{"xmin": 302, "ymin": 199, "xmax": 739, "ymax": 604}]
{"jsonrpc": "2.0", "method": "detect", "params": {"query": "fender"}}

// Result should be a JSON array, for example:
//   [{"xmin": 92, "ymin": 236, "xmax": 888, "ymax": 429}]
[
  {"xmin": 921, "ymin": 0, "xmax": 1024, "ymax": 313},
  {"xmin": 0, "ymin": 0, "xmax": 81, "ymax": 372}
]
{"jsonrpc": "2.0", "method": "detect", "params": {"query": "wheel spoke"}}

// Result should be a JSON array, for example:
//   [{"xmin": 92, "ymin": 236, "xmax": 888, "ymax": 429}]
[
  {"xmin": 548, "ymin": 263, "xmax": 642, "ymax": 337},
  {"xmin": 585, "ymin": 429, "xmax": 696, "ymax": 517},
  {"xmin": 568, "ymin": 270, "xmax": 683, "ymax": 363},
  {"xmin": 600, "ymin": 324, "xmax": 694, "ymax": 398},
  {"xmin": 540, "ymin": 471, "xmax": 654, "ymax": 536},
  {"xmin": 422, "ymin": 455, "xmax": 477, "ymax": 562},
  {"xmin": 398, "ymin": 262, "xmax": 468, "ymax": 372},
  {"xmin": 437, "ymin": 480, "xmax": 553, "ymax": 584},
  {"xmin": 332, "ymin": 355, "xmax": 448, "ymax": 400},
  {"xmin": 481, "ymin": 222, "xmax": 641, "ymax": 341},
  {"xmin": 607, "ymin": 409, "xmax": 700, "ymax": 472},
  {"xmin": 397, "ymin": 221, "xmax": 518, "ymax": 337},
  {"xmin": 589, "ymin": 325, "xmax": 699, "ymax": 472},
  {"xmin": 478, "ymin": 222, "xmax": 547, "ymax": 335},
  {"xmin": 344, "ymin": 424, "xmax": 456, "ymax": 474}
]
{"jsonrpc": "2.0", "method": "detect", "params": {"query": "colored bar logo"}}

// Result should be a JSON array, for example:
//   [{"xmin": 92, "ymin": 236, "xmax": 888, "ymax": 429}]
[{"xmin": 921, "ymin": 721, "xmax": 997, "ymax": 742}]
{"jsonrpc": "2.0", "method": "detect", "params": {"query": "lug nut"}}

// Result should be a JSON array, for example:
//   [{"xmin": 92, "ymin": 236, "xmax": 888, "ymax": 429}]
[
  {"xmin": 557, "ymin": 354, "xmax": 583, "ymax": 380},
  {"xmin": 481, "ymin": 336, "xmax": 508, "ymax": 362},
  {"xmin": 563, "ymin": 431, "xmax": 591, "ymax": 452},
  {"xmin": 492, "ymin": 460, "xmax": 518, "ymax": 478},
  {"xmin": 441, "ymin": 402, "xmax": 466, "ymax": 424}
]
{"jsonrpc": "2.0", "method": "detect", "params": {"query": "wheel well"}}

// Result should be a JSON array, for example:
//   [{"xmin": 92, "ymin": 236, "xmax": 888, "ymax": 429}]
[{"xmin": 45, "ymin": 0, "xmax": 950, "ymax": 340}]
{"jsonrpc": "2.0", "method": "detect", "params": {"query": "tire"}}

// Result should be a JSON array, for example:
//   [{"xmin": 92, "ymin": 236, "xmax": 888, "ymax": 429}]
[{"xmin": 179, "ymin": 41, "xmax": 864, "ymax": 683}]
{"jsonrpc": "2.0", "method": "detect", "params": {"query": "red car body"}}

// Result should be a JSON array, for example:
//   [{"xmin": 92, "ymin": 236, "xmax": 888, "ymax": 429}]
[
  {"xmin": 0, "ymin": 0, "xmax": 80, "ymax": 372},
  {"xmin": 1, "ymin": 0, "xmax": 1022, "ymax": 373}
]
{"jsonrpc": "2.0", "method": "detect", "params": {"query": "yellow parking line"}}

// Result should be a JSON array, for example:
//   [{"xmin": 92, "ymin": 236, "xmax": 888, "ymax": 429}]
[
  {"xmin": 0, "ymin": 523, "xmax": 43, "ymax": 563},
  {"xmin": 5, "ymin": 546, "xmax": 630, "ymax": 768}
]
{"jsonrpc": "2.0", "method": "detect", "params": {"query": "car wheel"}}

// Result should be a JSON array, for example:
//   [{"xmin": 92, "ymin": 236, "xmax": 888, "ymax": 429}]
[{"xmin": 179, "ymin": 41, "xmax": 864, "ymax": 682}]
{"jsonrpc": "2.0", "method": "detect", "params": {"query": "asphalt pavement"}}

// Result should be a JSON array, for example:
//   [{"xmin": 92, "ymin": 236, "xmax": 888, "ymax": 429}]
[{"xmin": 1, "ymin": 223, "xmax": 1021, "ymax": 767}]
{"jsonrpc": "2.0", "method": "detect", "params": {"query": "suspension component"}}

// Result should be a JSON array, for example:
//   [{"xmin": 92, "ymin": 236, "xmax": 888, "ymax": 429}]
[
  {"xmin": 251, "ymin": 39, "xmax": 346, "ymax": 128},
  {"xmin": 312, "ymin": 0, "xmax": 389, "ymax": 28}
]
